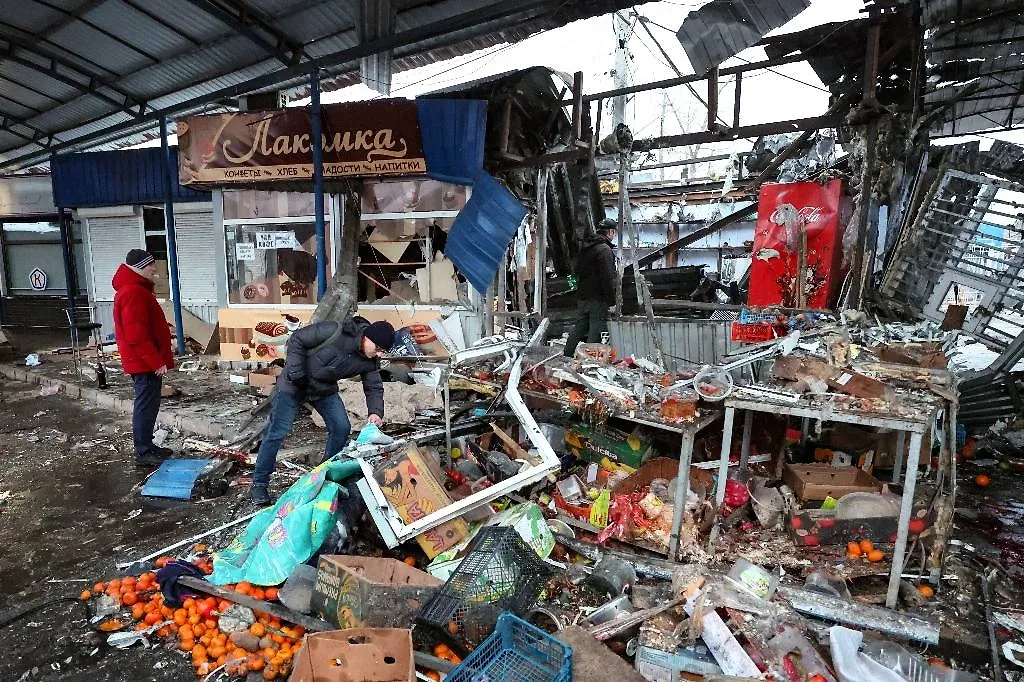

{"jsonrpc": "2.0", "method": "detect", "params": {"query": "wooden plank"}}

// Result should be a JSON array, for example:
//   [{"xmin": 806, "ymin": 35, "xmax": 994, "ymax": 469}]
[{"xmin": 177, "ymin": 575, "xmax": 332, "ymax": 633}]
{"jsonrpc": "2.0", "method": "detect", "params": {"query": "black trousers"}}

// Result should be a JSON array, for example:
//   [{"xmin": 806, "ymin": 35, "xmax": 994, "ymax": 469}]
[
  {"xmin": 131, "ymin": 373, "xmax": 162, "ymax": 457},
  {"xmin": 564, "ymin": 299, "xmax": 609, "ymax": 357}
]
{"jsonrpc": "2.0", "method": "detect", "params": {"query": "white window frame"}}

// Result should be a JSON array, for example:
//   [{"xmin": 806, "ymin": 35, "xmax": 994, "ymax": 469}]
[{"xmin": 222, "ymin": 192, "xmax": 342, "ymax": 309}]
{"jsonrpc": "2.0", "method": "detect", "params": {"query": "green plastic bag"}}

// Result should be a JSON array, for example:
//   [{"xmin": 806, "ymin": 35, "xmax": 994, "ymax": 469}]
[{"xmin": 210, "ymin": 459, "xmax": 361, "ymax": 586}]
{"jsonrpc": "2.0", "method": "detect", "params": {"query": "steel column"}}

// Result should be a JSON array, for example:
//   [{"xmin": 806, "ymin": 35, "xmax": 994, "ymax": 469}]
[
  {"xmin": 739, "ymin": 410, "xmax": 753, "ymax": 470},
  {"xmin": 887, "ymin": 431, "xmax": 924, "ymax": 608},
  {"xmin": 669, "ymin": 428, "xmax": 696, "ymax": 557},
  {"xmin": 57, "ymin": 206, "xmax": 77, "ymax": 322},
  {"xmin": 159, "ymin": 115, "xmax": 186, "ymax": 356},
  {"xmin": 715, "ymin": 407, "xmax": 736, "ymax": 507},
  {"xmin": 310, "ymin": 70, "xmax": 327, "ymax": 298}
]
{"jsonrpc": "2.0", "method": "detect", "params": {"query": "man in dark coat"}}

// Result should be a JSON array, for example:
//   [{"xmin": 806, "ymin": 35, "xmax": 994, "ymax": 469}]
[
  {"xmin": 564, "ymin": 219, "xmax": 618, "ymax": 356},
  {"xmin": 112, "ymin": 249, "xmax": 175, "ymax": 467},
  {"xmin": 250, "ymin": 316, "xmax": 396, "ymax": 505}
]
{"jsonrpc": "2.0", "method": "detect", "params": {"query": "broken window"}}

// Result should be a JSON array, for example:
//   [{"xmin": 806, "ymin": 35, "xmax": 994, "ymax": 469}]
[
  {"xmin": 222, "ymin": 190, "xmax": 334, "ymax": 306},
  {"xmin": 358, "ymin": 179, "xmax": 468, "ymax": 304}
]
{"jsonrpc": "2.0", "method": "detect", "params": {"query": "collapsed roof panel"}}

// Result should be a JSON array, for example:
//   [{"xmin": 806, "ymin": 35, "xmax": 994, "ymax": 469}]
[{"xmin": 675, "ymin": 0, "xmax": 811, "ymax": 76}]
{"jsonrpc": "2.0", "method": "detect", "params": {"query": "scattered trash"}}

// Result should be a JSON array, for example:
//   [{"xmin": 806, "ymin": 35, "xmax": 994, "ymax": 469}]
[{"xmin": 25, "ymin": 353, "xmax": 40, "ymax": 367}]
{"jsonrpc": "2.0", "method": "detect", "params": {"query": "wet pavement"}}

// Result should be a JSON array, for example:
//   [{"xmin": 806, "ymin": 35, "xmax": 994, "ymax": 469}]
[{"xmin": 0, "ymin": 376, "xmax": 250, "ymax": 682}]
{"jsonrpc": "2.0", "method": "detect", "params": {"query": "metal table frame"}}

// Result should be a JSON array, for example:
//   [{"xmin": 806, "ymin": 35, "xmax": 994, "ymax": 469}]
[
  {"xmin": 604, "ymin": 409, "xmax": 723, "ymax": 557},
  {"xmin": 716, "ymin": 395, "xmax": 939, "ymax": 609}
]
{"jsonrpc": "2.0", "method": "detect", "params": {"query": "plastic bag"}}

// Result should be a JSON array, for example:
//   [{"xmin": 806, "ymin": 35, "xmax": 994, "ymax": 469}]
[{"xmin": 830, "ymin": 626, "xmax": 908, "ymax": 682}]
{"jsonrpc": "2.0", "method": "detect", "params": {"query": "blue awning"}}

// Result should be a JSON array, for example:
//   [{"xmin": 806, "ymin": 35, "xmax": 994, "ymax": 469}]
[
  {"xmin": 445, "ymin": 171, "xmax": 527, "ymax": 294},
  {"xmin": 416, "ymin": 98, "xmax": 488, "ymax": 185}
]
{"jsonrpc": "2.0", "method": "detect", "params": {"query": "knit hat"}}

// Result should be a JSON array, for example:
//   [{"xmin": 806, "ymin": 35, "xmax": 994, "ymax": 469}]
[
  {"xmin": 363, "ymin": 321, "xmax": 396, "ymax": 351},
  {"xmin": 126, "ymin": 249, "xmax": 155, "ymax": 269}
]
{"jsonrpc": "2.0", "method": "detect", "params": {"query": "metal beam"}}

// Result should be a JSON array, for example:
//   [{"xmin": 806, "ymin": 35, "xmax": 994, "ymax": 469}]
[
  {"xmin": 0, "ymin": 19, "xmax": 121, "ymax": 79},
  {"xmin": 632, "ymin": 114, "xmax": 842, "ymax": 152},
  {"xmin": 562, "ymin": 53, "xmax": 808, "ymax": 105},
  {"xmin": 182, "ymin": 0, "xmax": 307, "ymax": 66},
  {"xmin": 118, "ymin": 0, "xmax": 203, "ymax": 48},
  {"xmin": 0, "ymin": 0, "xmax": 565, "ymax": 171},
  {"xmin": 28, "ymin": 0, "xmax": 160, "ymax": 63},
  {"xmin": 0, "ymin": 35, "xmax": 145, "ymax": 114},
  {"xmin": 636, "ymin": 204, "xmax": 758, "ymax": 268}
]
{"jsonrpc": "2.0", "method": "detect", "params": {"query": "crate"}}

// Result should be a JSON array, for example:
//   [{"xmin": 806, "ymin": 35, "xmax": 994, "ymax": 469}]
[
  {"xmin": 415, "ymin": 526, "xmax": 554, "ymax": 653},
  {"xmin": 730, "ymin": 322, "xmax": 778, "ymax": 343},
  {"xmin": 446, "ymin": 613, "xmax": 572, "ymax": 682}
]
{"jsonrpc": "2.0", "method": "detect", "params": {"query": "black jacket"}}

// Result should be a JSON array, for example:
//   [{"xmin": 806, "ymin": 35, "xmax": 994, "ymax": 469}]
[
  {"xmin": 575, "ymin": 235, "xmax": 617, "ymax": 305},
  {"xmin": 279, "ymin": 316, "xmax": 385, "ymax": 417}
]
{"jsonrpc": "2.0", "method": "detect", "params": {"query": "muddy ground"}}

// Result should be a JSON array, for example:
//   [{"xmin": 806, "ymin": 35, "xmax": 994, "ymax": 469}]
[{"xmin": 0, "ymin": 376, "xmax": 258, "ymax": 682}]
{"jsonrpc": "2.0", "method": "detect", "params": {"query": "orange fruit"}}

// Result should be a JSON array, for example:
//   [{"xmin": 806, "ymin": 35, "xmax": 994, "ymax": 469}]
[
  {"xmin": 918, "ymin": 585, "xmax": 935, "ymax": 598},
  {"xmin": 122, "ymin": 592, "xmax": 139, "ymax": 606},
  {"xmin": 250, "ymin": 623, "xmax": 266, "ymax": 638},
  {"xmin": 248, "ymin": 655, "xmax": 265, "ymax": 672},
  {"xmin": 975, "ymin": 474, "xmax": 991, "ymax": 487},
  {"xmin": 846, "ymin": 542, "xmax": 861, "ymax": 556},
  {"xmin": 236, "ymin": 582, "xmax": 253, "ymax": 596},
  {"xmin": 858, "ymin": 539, "xmax": 874, "ymax": 554},
  {"xmin": 108, "ymin": 579, "xmax": 122, "ymax": 591},
  {"xmin": 173, "ymin": 609, "xmax": 188, "ymax": 625},
  {"xmin": 122, "ymin": 576, "xmax": 137, "ymax": 588},
  {"xmin": 426, "ymin": 672, "xmax": 441, "ymax": 682},
  {"xmin": 867, "ymin": 549, "xmax": 885, "ymax": 562},
  {"xmin": 846, "ymin": 551, "xmax": 862, "ymax": 561},
  {"xmin": 263, "ymin": 664, "xmax": 279, "ymax": 680},
  {"xmin": 135, "ymin": 622, "xmax": 149, "ymax": 632},
  {"xmin": 79, "ymin": 590, "xmax": 92, "ymax": 601},
  {"xmin": 403, "ymin": 556, "xmax": 417, "ymax": 567},
  {"xmin": 93, "ymin": 582, "xmax": 106, "ymax": 593},
  {"xmin": 144, "ymin": 612, "xmax": 161, "ymax": 626},
  {"xmin": 179, "ymin": 639, "xmax": 195, "ymax": 652},
  {"xmin": 131, "ymin": 604, "xmax": 145, "ymax": 621},
  {"xmin": 156, "ymin": 626, "xmax": 171, "ymax": 637},
  {"xmin": 204, "ymin": 617, "xmax": 219, "ymax": 630},
  {"xmin": 155, "ymin": 557, "xmax": 171, "ymax": 568},
  {"xmin": 183, "ymin": 598, "xmax": 196, "ymax": 611},
  {"xmin": 264, "ymin": 588, "xmax": 279, "ymax": 601}
]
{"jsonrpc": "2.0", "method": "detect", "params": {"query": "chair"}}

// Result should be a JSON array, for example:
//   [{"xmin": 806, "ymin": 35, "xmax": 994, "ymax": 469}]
[{"xmin": 65, "ymin": 305, "xmax": 105, "ymax": 386}]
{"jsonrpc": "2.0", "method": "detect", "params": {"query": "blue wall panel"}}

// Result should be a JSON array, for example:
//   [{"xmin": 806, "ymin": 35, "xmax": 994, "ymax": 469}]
[{"xmin": 51, "ymin": 147, "xmax": 210, "ymax": 208}]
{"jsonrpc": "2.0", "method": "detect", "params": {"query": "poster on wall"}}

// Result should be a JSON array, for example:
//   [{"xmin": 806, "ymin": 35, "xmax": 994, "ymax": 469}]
[
  {"xmin": 235, "ymin": 243, "xmax": 256, "ymax": 261},
  {"xmin": 255, "ymin": 231, "xmax": 297, "ymax": 250},
  {"xmin": 177, "ymin": 99, "xmax": 427, "ymax": 186}
]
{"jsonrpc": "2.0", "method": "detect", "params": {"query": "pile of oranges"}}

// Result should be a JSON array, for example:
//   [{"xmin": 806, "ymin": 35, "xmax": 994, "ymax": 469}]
[
  {"xmin": 846, "ymin": 538, "xmax": 886, "ymax": 563},
  {"xmin": 81, "ymin": 550, "xmax": 302, "ymax": 681}
]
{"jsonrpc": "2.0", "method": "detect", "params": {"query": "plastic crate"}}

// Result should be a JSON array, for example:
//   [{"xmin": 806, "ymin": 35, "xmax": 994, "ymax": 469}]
[
  {"xmin": 415, "ymin": 526, "xmax": 554, "ymax": 653},
  {"xmin": 445, "ymin": 612, "xmax": 572, "ymax": 682},
  {"xmin": 730, "ymin": 321, "xmax": 778, "ymax": 343}
]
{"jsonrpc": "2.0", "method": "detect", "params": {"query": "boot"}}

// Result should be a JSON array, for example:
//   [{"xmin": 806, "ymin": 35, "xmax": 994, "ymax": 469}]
[{"xmin": 249, "ymin": 484, "xmax": 273, "ymax": 506}]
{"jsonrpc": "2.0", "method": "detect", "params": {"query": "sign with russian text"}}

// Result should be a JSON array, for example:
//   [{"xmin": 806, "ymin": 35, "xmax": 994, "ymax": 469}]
[{"xmin": 177, "ymin": 99, "xmax": 427, "ymax": 186}]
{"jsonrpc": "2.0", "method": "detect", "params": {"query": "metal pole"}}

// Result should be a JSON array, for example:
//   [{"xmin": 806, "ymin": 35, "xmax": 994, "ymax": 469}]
[
  {"xmin": 886, "ymin": 430, "xmax": 923, "ymax": 609},
  {"xmin": 159, "ymin": 115, "xmax": 186, "ymax": 356},
  {"xmin": 739, "ymin": 410, "xmax": 753, "ymax": 470},
  {"xmin": 57, "ymin": 207, "xmax": 77, "ymax": 322},
  {"xmin": 669, "ymin": 428, "xmax": 695, "ymax": 557},
  {"xmin": 311, "ymin": 69, "xmax": 328, "ymax": 298},
  {"xmin": 533, "ymin": 167, "xmax": 549, "ymax": 316}
]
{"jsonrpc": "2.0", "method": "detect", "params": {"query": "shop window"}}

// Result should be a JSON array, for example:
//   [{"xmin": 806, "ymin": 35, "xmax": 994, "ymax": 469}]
[
  {"xmin": 143, "ymin": 207, "xmax": 171, "ymax": 299},
  {"xmin": 222, "ymin": 190, "xmax": 332, "ymax": 306},
  {"xmin": 359, "ymin": 179, "xmax": 467, "ymax": 303}
]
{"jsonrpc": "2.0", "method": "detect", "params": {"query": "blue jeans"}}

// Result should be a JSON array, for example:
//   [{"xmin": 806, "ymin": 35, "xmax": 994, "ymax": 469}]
[
  {"xmin": 131, "ymin": 373, "xmax": 162, "ymax": 457},
  {"xmin": 252, "ymin": 390, "xmax": 351, "ymax": 487}
]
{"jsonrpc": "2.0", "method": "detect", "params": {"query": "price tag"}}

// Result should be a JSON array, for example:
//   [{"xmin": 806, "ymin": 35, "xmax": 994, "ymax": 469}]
[{"xmin": 235, "ymin": 243, "xmax": 256, "ymax": 261}]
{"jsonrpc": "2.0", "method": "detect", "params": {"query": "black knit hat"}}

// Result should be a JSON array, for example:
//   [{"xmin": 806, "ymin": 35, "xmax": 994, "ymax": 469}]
[
  {"xmin": 126, "ymin": 249, "xmax": 155, "ymax": 268},
  {"xmin": 363, "ymin": 321, "xmax": 396, "ymax": 351}
]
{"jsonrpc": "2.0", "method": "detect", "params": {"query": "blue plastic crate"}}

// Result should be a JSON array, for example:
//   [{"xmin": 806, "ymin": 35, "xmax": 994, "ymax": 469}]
[{"xmin": 445, "ymin": 613, "xmax": 572, "ymax": 682}]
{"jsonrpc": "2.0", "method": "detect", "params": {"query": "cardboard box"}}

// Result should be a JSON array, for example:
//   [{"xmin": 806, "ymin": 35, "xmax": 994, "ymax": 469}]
[
  {"xmin": 311, "ymin": 556, "xmax": 442, "ymax": 630},
  {"xmin": 565, "ymin": 424, "xmax": 654, "ymax": 469},
  {"xmin": 782, "ymin": 464, "xmax": 883, "ymax": 501},
  {"xmin": 289, "ymin": 628, "xmax": 415, "ymax": 682},
  {"xmin": 374, "ymin": 447, "xmax": 469, "ymax": 558},
  {"xmin": 248, "ymin": 366, "xmax": 282, "ymax": 396},
  {"xmin": 613, "ymin": 457, "xmax": 714, "ymax": 497}
]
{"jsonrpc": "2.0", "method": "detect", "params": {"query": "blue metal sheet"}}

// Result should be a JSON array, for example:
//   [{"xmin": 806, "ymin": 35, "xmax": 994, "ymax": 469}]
[
  {"xmin": 445, "ymin": 171, "xmax": 527, "ymax": 294},
  {"xmin": 50, "ymin": 146, "xmax": 210, "ymax": 208},
  {"xmin": 416, "ymin": 98, "xmax": 488, "ymax": 185},
  {"xmin": 141, "ymin": 459, "xmax": 211, "ymax": 500}
]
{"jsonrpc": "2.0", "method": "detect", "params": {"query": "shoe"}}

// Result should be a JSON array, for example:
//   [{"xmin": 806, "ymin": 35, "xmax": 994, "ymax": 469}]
[
  {"xmin": 249, "ymin": 485, "xmax": 273, "ymax": 506},
  {"xmin": 151, "ymin": 445, "xmax": 174, "ymax": 457},
  {"xmin": 135, "ymin": 450, "xmax": 169, "ymax": 467}
]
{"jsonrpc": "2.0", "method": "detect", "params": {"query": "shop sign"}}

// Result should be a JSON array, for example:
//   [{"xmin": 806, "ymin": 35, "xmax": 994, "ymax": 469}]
[
  {"xmin": 235, "ymin": 243, "xmax": 256, "ymax": 261},
  {"xmin": 177, "ymin": 99, "xmax": 427, "ymax": 186},
  {"xmin": 28, "ymin": 267, "xmax": 47, "ymax": 290}
]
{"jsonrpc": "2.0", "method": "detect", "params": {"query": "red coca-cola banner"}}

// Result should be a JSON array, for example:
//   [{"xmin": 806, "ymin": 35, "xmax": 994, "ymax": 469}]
[{"xmin": 748, "ymin": 179, "xmax": 846, "ymax": 309}]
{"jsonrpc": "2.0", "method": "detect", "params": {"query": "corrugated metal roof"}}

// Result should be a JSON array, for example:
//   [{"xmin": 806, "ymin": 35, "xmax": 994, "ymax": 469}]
[
  {"xmin": 675, "ymin": 0, "xmax": 811, "ymax": 75},
  {"xmin": 922, "ymin": 0, "xmax": 1024, "ymax": 136},
  {"xmin": 0, "ymin": 0, "xmax": 646, "ymax": 171}
]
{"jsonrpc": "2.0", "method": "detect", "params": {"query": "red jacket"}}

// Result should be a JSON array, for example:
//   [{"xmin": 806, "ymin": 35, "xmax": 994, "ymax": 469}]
[{"xmin": 112, "ymin": 264, "xmax": 175, "ymax": 375}]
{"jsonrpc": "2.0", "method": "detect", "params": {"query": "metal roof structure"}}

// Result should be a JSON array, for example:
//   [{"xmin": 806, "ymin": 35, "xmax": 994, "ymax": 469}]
[
  {"xmin": 922, "ymin": 0, "xmax": 1024, "ymax": 136},
  {"xmin": 0, "ymin": 0, "xmax": 645, "ymax": 171}
]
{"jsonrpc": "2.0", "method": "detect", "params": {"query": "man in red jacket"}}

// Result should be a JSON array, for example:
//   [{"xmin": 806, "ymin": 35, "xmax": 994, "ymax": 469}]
[{"xmin": 112, "ymin": 249, "xmax": 176, "ymax": 466}]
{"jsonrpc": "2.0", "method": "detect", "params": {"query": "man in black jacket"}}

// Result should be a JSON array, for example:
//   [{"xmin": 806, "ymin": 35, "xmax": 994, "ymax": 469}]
[
  {"xmin": 564, "ymin": 219, "xmax": 618, "ymax": 356},
  {"xmin": 249, "ymin": 316, "xmax": 396, "ymax": 505}
]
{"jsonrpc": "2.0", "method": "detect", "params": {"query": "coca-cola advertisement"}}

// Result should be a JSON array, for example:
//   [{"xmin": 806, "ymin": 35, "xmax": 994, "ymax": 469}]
[
  {"xmin": 748, "ymin": 179, "xmax": 847, "ymax": 309},
  {"xmin": 177, "ymin": 99, "xmax": 426, "ymax": 186}
]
